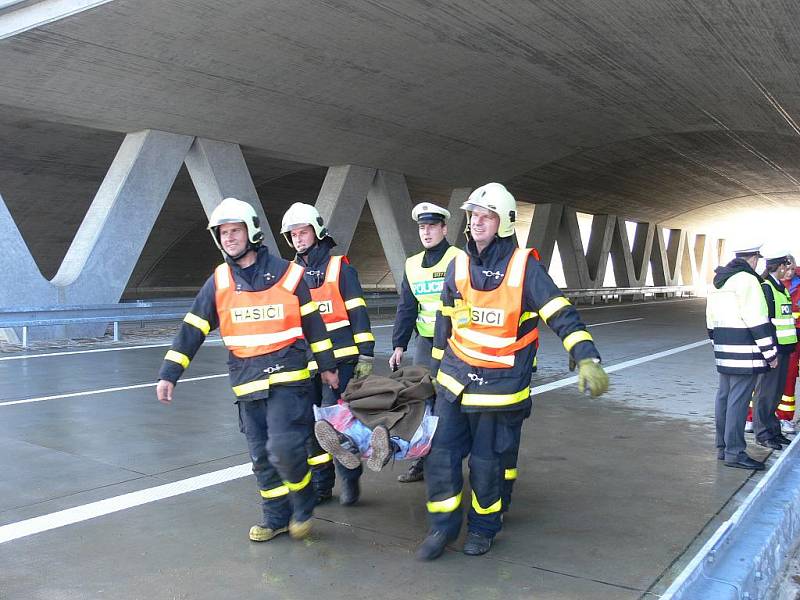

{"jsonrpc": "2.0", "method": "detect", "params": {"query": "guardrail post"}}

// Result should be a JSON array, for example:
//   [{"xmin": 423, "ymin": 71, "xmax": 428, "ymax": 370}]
[
  {"xmin": 113, "ymin": 321, "xmax": 119, "ymax": 342},
  {"xmin": 22, "ymin": 325, "xmax": 27, "ymax": 348}
]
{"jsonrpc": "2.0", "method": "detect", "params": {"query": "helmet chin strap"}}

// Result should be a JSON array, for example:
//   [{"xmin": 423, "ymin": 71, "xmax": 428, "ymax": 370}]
[{"xmin": 225, "ymin": 241, "xmax": 260, "ymax": 261}]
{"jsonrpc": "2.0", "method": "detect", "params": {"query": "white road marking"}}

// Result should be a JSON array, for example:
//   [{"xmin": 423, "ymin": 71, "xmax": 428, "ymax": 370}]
[
  {"xmin": 0, "ymin": 464, "xmax": 252, "ymax": 545},
  {"xmin": 0, "ymin": 339, "xmax": 223, "ymax": 361},
  {"xmin": 0, "ymin": 337, "xmax": 710, "ymax": 544},
  {"xmin": 587, "ymin": 317, "xmax": 643, "ymax": 327},
  {"xmin": 531, "ymin": 339, "xmax": 709, "ymax": 394},
  {"xmin": 0, "ymin": 374, "xmax": 227, "ymax": 407}
]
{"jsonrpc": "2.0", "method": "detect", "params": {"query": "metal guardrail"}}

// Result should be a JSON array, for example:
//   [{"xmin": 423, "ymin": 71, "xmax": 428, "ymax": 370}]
[
  {"xmin": 563, "ymin": 285, "xmax": 694, "ymax": 304},
  {"xmin": 0, "ymin": 286, "xmax": 694, "ymax": 347},
  {"xmin": 0, "ymin": 301, "xmax": 193, "ymax": 347},
  {"xmin": 662, "ymin": 438, "xmax": 800, "ymax": 599}
]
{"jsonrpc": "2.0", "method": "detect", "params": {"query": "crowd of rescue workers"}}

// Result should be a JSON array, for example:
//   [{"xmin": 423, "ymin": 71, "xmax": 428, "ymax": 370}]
[{"xmin": 153, "ymin": 182, "xmax": 787, "ymax": 561}]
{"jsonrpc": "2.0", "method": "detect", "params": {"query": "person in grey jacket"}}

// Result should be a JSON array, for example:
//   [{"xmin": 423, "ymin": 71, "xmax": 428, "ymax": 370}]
[{"xmin": 706, "ymin": 243, "xmax": 777, "ymax": 470}]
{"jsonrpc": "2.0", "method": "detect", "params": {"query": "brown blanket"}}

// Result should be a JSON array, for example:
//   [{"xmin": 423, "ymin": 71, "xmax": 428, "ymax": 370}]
[{"xmin": 343, "ymin": 366, "xmax": 435, "ymax": 440}]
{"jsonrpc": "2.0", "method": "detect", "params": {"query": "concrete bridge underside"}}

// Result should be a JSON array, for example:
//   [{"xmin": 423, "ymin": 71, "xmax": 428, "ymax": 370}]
[{"xmin": 2, "ymin": 1, "xmax": 800, "ymax": 303}]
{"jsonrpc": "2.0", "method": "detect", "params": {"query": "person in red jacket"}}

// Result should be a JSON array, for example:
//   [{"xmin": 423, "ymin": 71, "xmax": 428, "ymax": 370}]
[{"xmin": 779, "ymin": 255, "xmax": 799, "ymax": 433}]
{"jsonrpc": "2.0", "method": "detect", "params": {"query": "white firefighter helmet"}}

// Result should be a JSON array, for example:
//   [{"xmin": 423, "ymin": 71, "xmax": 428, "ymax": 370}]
[
  {"xmin": 280, "ymin": 202, "xmax": 328, "ymax": 246},
  {"xmin": 207, "ymin": 197, "xmax": 263, "ymax": 253},
  {"xmin": 461, "ymin": 182, "xmax": 517, "ymax": 238}
]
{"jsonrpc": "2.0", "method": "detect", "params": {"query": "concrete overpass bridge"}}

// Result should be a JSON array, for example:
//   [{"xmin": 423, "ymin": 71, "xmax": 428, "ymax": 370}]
[{"xmin": 1, "ymin": 0, "xmax": 800, "ymax": 319}]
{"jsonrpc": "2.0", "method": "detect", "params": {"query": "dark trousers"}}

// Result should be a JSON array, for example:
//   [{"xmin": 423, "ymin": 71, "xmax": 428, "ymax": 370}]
[
  {"xmin": 500, "ymin": 402, "xmax": 530, "ymax": 512},
  {"xmin": 308, "ymin": 361, "xmax": 361, "ymax": 492},
  {"xmin": 413, "ymin": 335, "xmax": 434, "ymax": 369},
  {"xmin": 715, "ymin": 372, "xmax": 758, "ymax": 461},
  {"xmin": 238, "ymin": 384, "xmax": 316, "ymax": 528},
  {"xmin": 425, "ymin": 394, "xmax": 526, "ymax": 538},
  {"xmin": 754, "ymin": 353, "xmax": 790, "ymax": 442}
]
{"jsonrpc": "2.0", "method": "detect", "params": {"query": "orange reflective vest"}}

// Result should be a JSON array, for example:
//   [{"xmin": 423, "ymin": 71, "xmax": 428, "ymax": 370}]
[
  {"xmin": 448, "ymin": 248, "xmax": 539, "ymax": 369},
  {"xmin": 215, "ymin": 262, "xmax": 305, "ymax": 358},
  {"xmin": 309, "ymin": 255, "xmax": 350, "ymax": 332}
]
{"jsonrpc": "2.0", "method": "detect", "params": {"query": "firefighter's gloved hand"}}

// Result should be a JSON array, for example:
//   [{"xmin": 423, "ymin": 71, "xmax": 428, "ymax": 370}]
[
  {"xmin": 568, "ymin": 355, "xmax": 577, "ymax": 372},
  {"xmin": 577, "ymin": 359, "xmax": 608, "ymax": 397},
  {"xmin": 354, "ymin": 355, "xmax": 373, "ymax": 379}
]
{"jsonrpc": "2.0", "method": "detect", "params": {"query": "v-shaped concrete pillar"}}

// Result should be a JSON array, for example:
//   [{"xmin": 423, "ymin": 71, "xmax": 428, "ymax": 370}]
[
  {"xmin": 651, "ymin": 227, "xmax": 686, "ymax": 286},
  {"xmin": 1, "ymin": 131, "xmax": 276, "ymax": 341},
  {"xmin": 445, "ymin": 188, "xmax": 471, "ymax": 247},
  {"xmin": 610, "ymin": 220, "xmax": 656, "ymax": 287},
  {"xmin": 314, "ymin": 166, "xmax": 436, "ymax": 291},
  {"xmin": 522, "ymin": 202, "xmax": 716, "ymax": 290}
]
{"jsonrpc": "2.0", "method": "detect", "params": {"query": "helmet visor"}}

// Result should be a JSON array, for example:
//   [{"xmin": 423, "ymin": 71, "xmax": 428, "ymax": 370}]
[{"xmin": 461, "ymin": 202, "xmax": 497, "ymax": 216}]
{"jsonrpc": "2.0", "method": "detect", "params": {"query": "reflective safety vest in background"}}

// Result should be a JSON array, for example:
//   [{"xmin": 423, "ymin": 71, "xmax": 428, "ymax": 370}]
[
  {"xmin": 215, "ymin": 262, "xmax": 305, "ymax": 358},
  {"xmin": 448, "ymin": 248, "xmax": 539, "ymax": 369},
  {"xmin": 309, "ymin": 255, "xmax": 350, "ymax": 332},
  {"xmin": 406, "ymin": 246, "xmax": 463, "ymax": 338},
  {"xmin": 763, "ymin": 277, "xmax": 798, "ymax": 347}
]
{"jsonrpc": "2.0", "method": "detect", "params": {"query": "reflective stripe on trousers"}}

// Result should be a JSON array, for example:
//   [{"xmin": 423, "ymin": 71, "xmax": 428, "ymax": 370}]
[{"xmin": 424, "ymin": 395, "xmax": 526, "ymax": 539}]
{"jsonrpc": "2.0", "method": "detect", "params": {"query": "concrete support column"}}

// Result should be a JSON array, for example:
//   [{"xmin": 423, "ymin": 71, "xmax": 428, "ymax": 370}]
[
  {"xmin": 558, "ymin": 207, "xmax": 613, "ymax": 288},
  {"xmin": 366, "ymin": 170, "xmax": 418, "ymax": 290},
  {"xmin": 0, "ymin": 129, "xmax": 193, "ymax": 341},
  {"xmin": 525, "ymin": 203, "xmax": 563, "ymax": 270},
  {"xmin": 184, "ymin": 137, "xmax": 278, "ymax": 254},
  {"xmin": 314, "ymin": 165, "xmax": 375, "ymax": 254},
  {"xmin": 611, "ymin": 220, "xmax": 655, "ymax": 287},
  {"xmin": 693, "ymin": 234, "xmax": 717, "ymax": 285},
  {"xmin": 651, "ymin": 227, "xmax": 686, "ymax": 286},
  {"xmin": 445, "ymin": 188, "xmax": 470, "ymax": 247}
]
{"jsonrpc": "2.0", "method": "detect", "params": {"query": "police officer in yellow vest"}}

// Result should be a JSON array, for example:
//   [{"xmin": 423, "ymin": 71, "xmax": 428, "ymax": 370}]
[
  {"xmin": 280, "ymin": 202, "xmax": 376, "ymax": 506},
  {"xmin": 416, "ymin": 183, "xmax": 609, "ymax": 560},
  {"xmin": 754, "ymin": 247, "xmax": 798, "ymax": 450},
  {"xmin": 389, "ymin": 202, "xmax": 464, "ymax": 483},
  {"xmin": 156, "ymin": 198, "xmax": 339, "ymax": 543}
]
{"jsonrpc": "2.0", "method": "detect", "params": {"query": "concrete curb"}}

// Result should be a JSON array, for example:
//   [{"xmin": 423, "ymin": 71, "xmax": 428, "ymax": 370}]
[{"xmin": 663, "ymin": 437, "xmax": 800, "ymax": 599}]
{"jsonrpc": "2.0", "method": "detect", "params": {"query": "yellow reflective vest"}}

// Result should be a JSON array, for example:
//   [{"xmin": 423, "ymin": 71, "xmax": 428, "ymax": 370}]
[
  {"xmin": 763, "ymin": 277, "xmax": 798, "ymax": 346},
  {"xmin": 405, "ymin": 245, "xmax": 463, "ymax": 338}
]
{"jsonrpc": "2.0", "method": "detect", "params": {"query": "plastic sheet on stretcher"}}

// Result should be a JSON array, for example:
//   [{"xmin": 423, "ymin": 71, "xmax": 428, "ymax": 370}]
[{"xmin": 314, "ymin": 401, "xmax": 438, "ymax": 461}]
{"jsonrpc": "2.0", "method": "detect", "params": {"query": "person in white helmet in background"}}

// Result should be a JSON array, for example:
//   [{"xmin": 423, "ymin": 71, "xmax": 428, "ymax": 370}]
[
  {"xmin": 156, "ymin": 197, "xmax": 339, "ymax": 544},
  {"xmin": 280, "ymin": 202, "xmax": 375, "ymax": 507},
  {"xmin": 416, "ymin": 183, "xmax": 609, "ymax": 561},
  {"xmin": 389, "ymin": 201, "xmax": 465, "ymax": 484}
]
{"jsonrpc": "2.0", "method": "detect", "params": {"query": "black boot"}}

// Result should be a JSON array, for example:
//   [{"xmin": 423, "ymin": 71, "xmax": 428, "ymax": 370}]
[
  {"xmin": 339, "ymin": 476, "xmax": 360, "ymax": 506},
  {"xmin": 463, "ymin": 531, "xmax": 493, "ymax": 556},
  {"xmin": 314, "ymin": 488, "xmax": 333, "ymax": 505},
  {"xmin": 397, "ymin": 458, "xmax": 424, "ymax": 483},
  {"xmin": 415, "ymin": 530, "xmax": 454, "ymax": 561}
]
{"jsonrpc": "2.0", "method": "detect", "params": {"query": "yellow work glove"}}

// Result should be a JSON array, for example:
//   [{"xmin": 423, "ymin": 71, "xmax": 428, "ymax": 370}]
[
  {"xmin": 353, "ymin": 355, "xmax": 373, "ymax": 379},
  {"xmin": 577, "ymin": 359, "xmax": 608, "ymax": 397}
]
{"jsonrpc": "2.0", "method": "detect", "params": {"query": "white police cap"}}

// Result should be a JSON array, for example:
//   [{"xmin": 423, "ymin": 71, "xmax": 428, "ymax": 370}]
[
  {"xmin": 411, "ymin": 202, "xmax": 450, "ymax": 223},
  {"xmin": 732, "ymin": 242, "xmax": 763, "ymax": 257},
  {"xmin": 761, "ymin": 245, "xmax": 790, "ymax": 262}
]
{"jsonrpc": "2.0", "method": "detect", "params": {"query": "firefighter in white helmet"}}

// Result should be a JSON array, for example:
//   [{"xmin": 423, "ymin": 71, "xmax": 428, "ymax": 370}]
[
  {"xmin": 280, "ymin": 202, "xmax": 375, "ymax": 507},
  {"xmin": 156, "ymin": 197, "xmax": 339, "ymax": 543},
  {"xmin": 389, "ymin": 201, "xmax": 465, "ymax": 483},
  {"xmin": 416, "ymin": 183, "xmax": 609, "ymax": 560}
]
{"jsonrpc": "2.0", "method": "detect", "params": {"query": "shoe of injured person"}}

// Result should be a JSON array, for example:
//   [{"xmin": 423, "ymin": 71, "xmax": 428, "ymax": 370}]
[
  {"xmin": 366, "ymin": 425, "xmax": 397, "ymax": 472},
  {"xmin": 314, "ymin": 420, "xmax": 361, "ymax": 470},
  {"xmin": 781, "ymin": 419, "xmax": 796, "ymax": 434}
]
